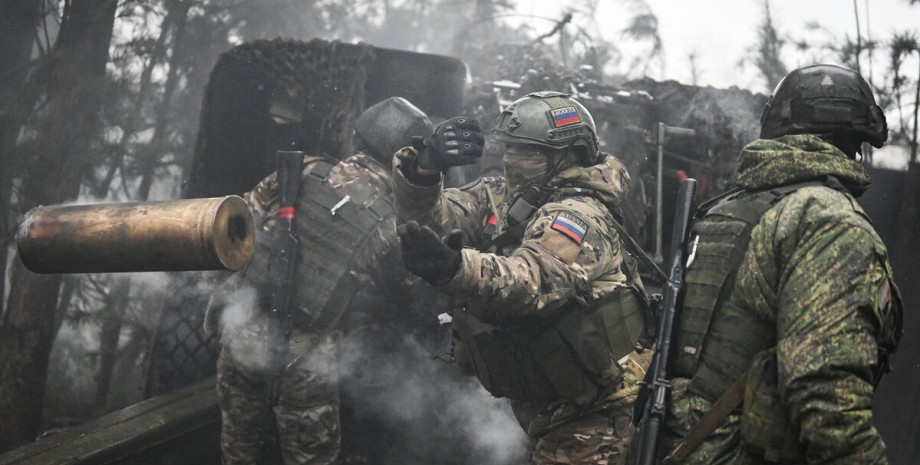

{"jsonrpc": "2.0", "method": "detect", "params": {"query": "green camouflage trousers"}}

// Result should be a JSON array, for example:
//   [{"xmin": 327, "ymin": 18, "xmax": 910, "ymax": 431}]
[
  {"xmin": 531, "ymin": 351, "xmax": 651, "ymax": 465},
  {"xmin": 216, "ymin": 325, "xmax": 340, "ymax": 465}
]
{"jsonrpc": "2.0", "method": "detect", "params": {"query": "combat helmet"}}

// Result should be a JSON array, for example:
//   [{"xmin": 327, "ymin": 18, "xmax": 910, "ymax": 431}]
[
  {"xmin": 760, "ymin": 64, "xmax": 887, "ymax": 148},
  {"xmin": 355, "ymin": 97, "xmax": 433, "ymax": 162},
  {"xmin": 493, "ymin": 91, "xmax": 600, "ymax": 164}
]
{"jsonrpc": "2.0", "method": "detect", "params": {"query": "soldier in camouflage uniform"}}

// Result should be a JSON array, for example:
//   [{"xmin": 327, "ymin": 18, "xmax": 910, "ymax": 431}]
[
  {"xmin": 394, "ymin": 91, "xmax": 654, "ymax": 465},
  {"xmin": 645, "ymin": 65, "xmax": 903, "ymax": 464},
  {"xmin": 206, "ymin": 97, "xmax": 430, "ymax": 465}
]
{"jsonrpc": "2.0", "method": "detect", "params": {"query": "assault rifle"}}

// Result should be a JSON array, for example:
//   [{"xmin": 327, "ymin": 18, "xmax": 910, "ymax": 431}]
[
  {"xmin": 258, "ymin": 150, "xmax": 305, "ymax": 465},
  {"xmin": 634, "ymin": 177, "xmax": 698, "ymax": 465}
]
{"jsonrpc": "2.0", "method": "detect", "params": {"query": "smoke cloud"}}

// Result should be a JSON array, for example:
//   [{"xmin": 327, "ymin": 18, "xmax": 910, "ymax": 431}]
[
  {"xmin": 213, "ymin": 285, "xmax": 532, "ymax": 465},
  {"xmin": 336, "ymin": 328, "xmax": 531, "ymax": 465}
]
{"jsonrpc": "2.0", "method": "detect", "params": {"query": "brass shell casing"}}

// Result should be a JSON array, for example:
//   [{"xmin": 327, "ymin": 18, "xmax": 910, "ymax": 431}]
[{"xmin": 17, "ymin": 196, "xmax": 254, "ymax": 274}]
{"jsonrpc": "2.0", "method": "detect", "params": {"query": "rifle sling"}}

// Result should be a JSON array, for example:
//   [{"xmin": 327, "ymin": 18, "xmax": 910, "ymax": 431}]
[
  {"xmin": 665, "ymin": 371, "xmax": 747, "ymax": 464},
  {"xmin": 607, "ymin": 217, "xmax": 667, "ymax": 283},
  {"xmin": 481, "ymin": 221, "xmax": 528, "ymax": 251}
]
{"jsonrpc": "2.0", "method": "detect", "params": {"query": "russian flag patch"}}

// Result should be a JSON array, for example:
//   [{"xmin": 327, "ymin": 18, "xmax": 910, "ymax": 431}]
[
  {"xmin": 550, "ymin": 106, "xmax": 581, "ymax": 127},
  {"xmin": 551, "ymin": 212, "xmax": 589, "ymax": 244}
]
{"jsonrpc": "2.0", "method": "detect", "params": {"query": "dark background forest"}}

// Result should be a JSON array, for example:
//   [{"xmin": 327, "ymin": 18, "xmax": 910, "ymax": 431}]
[{"xmin": 1, "ymin": 0, "xmax": 919, "ymax": 463}]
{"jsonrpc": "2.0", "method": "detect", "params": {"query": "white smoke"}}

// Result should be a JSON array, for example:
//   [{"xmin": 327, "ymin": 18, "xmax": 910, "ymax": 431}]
[
  {"xmin": 212, "ymin": 283, "xmax": 271, "ymax": 373},
  {"xmin": 336, "ymin": 329, "xmax": 531, "ymax": 465},
  {"xmin": 216, "ymin": 284, "xmax": 259, "ymax": 335}
]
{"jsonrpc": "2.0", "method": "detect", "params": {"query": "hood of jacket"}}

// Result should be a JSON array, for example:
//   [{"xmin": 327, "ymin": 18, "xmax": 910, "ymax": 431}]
[
  {"xmin": 735, "ymin": 134, "xmax": 871, "ymax": 196},
  {"xmin": 548, "ymin": 152, "xmax": 630, "ymax": 212}
]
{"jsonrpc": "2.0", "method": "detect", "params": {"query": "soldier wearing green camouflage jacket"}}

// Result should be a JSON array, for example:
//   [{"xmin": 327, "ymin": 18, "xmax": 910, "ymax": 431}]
[
  {"xmin": 648, "ymin": 65, "xmax": 903, "ymax": 465},
  {"xmin": 206, "ymin": 98, "xmax": 429, "ymax": 465},
  {"xmin": 395, "ymin": 92, "xmax": 653, "ymax": 465}
]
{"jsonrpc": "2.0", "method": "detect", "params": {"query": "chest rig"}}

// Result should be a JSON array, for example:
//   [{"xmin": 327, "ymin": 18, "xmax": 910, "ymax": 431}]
[
  {"xmin": 249, "ymin": 157, "xmax": 394, "ymax": 331},
  {"xmin": 452, "ymin": 184, "xmax": 649, "ymax": 406}
]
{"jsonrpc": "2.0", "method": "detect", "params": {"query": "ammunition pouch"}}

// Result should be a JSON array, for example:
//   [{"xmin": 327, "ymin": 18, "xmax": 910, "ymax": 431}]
[
  {"xmin": 452, "ymin": 285, "xmax": 647, "ymax": 404},
  {"xmin": 740, "ymin": 348, "xmax": 806, "ymax": 463}
]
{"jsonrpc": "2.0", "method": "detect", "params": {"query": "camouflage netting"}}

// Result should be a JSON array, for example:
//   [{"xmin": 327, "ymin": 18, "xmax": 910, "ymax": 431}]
[
  {"xmin": 186, "ymin": 38, "xmax": 375, "ymax": 199},
  {"xmin": 229, "ymin": 38, "xmax": 375, "ymax": 157}
]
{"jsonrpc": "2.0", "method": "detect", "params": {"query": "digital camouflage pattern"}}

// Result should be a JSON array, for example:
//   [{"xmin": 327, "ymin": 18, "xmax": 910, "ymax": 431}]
[
  {"xmin": 393, "ymin": 146, "xmax": 647, "ymax": 464},
  {"xmin": 209, "ymin": 152, "xmax": 414, "ymax": 465},
  {"xmin": 657, "ymin": 134, "xmax": 903, "ymax": 465}
]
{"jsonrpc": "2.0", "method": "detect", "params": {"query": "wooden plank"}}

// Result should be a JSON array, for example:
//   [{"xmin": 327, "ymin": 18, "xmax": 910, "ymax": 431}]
[{"xmin": 0, "ymin": 378, "xmax": 220, "ymax": 465}]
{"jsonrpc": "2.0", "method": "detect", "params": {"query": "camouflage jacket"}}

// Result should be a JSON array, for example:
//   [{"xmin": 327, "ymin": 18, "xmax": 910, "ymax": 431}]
[
  {"xmin": 206, "ymin": 152, "xmax": 415, "ymax": 341},
  {"xmin": 660, "ymin": 135, "xmax": 903, "ymax": 465},
  {"xmin": 392, "ymin": 147, "xmax": 634, "ymax": 322}
]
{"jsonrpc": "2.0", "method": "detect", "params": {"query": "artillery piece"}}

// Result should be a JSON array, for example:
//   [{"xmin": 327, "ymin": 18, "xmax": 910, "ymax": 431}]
[{"xmin": 17, "ymin": 196, "xmax": 254, "ymax": 274}]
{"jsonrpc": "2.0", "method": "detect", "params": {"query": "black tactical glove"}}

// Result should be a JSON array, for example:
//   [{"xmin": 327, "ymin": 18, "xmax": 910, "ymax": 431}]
[
  {"xmin": 412, "ymin": 117, "xmax": 485, "ymax": 172},
  {"xmin": 397, "ymin": 221, "xmax": 463, "ymax": 286}
]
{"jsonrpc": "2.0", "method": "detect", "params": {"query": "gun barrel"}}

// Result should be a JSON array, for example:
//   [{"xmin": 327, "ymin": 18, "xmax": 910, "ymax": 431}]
[{"xmin": 17, "ymin": 196, "xmax": 254, "ymax": 274}]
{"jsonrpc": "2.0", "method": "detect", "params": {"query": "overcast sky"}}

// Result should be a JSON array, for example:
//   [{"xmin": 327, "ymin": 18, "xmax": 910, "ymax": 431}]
[{"xmin": 516, "ymin": 0, "xmax": 920, "ymax": 93}]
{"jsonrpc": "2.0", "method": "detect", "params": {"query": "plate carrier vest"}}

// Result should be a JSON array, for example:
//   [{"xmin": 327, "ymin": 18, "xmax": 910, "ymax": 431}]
[
  {"xmin": 670, "ymin": 177, "xmax": 902, "ymax": 463},
  {"xmin": 247, "ymin": 156, "xmax": 395, "ymax": 330}
]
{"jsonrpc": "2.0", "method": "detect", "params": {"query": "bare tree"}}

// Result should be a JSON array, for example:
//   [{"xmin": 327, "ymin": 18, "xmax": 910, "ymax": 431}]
[
  {"xmin": 0, "ymin": 0, "xmax": 43, "ymax": 316},
  {"xmin": 754, "ymin": 0, "xmax": 788, "ymax": 92},
  {"xmin": 0, "ymin": 0, "xmax": 119, "ymax": 451},
  {"xmin": 889, "ymin": 33, "xmax": 920, "ymax": 301}
]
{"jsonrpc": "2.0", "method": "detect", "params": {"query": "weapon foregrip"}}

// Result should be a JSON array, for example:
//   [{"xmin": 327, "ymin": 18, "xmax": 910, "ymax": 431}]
[
  {"xmin": 276, "ymin": 151, "xmax": 305, "ymax": 211},
  {"xmin": 636, "ymin": 416, "xmax": 662, "ymax": 465}
]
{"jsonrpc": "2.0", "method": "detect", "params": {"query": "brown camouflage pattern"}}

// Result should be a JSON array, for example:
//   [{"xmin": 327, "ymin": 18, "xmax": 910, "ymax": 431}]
[
  {"xmin": 212, "ymin": 152, "xmax": 414, "ymax": 465},
  {"xmin": 217, "ymin": 326, "xmax": 340, "ymax": 465},
  {"xmin": 393, "ymin": 147, "xmax": 632, "ymax": 320},
  {"xmin": 393, "ymin": 146, "xmax": 641, "ymax": 463},
  {"xmin": 657, "ymin": 134, "xmax": 903, "ymax": 465},
  {"xmin": 532, "ymin": 351, "xmax": 651, "ymax": 465}
]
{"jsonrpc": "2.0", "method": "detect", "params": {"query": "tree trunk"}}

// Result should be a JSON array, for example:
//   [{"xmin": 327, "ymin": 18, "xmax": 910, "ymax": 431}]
[
  {"xmin": 94, "ymin": 278, "xmax": 130, "ymax": 410},
  {"xmin": 0, "ymin": 0, "xmax": 38, "ymax": 109},
  {"xmin": 97, "ymin": 3, "xmax": 179, "ymax": 198},
  {"xmin": 0, "ymin": 0, "xmax": 118, "ymax": 452},
  {"xmin": 0, "ymin": 0, "xmax": 41, "ymax": 316},
  {"xmin": 0, "ymin": 259, "xmax": 62, "ymax": 451},
  {"xmin": 137, "ymin": 1, "xmax": 191, "ymax": 201}
]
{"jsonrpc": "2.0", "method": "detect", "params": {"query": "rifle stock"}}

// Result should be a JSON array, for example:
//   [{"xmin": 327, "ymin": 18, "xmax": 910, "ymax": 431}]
[
  {"xmin": 634, "ymin": 178, "xmax": 697, "ymax": 465},
  {"xmin": 259, "ymin": 151, "xmax": 305, "ymax": 465}
]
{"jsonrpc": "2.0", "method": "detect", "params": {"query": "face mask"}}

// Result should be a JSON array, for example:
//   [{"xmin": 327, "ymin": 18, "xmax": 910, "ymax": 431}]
[{"xmin": 503, "ymin": 146, "xmax": 551, "ymax": 194}]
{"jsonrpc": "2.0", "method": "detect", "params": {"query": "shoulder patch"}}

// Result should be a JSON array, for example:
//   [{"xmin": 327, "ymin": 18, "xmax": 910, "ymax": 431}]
[{"xmin": 551, "ymin": 212, "xmax": 589, "ymax": 244}]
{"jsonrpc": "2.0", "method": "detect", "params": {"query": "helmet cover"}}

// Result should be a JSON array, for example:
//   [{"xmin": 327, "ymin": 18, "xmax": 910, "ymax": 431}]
[
  {"xmin": 492, "ymin": 91, "xmax": 600, "ymax": 163},
  {"xmin": 760, "ymin": 64, "xmax": 887, "ymax": 147}
]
